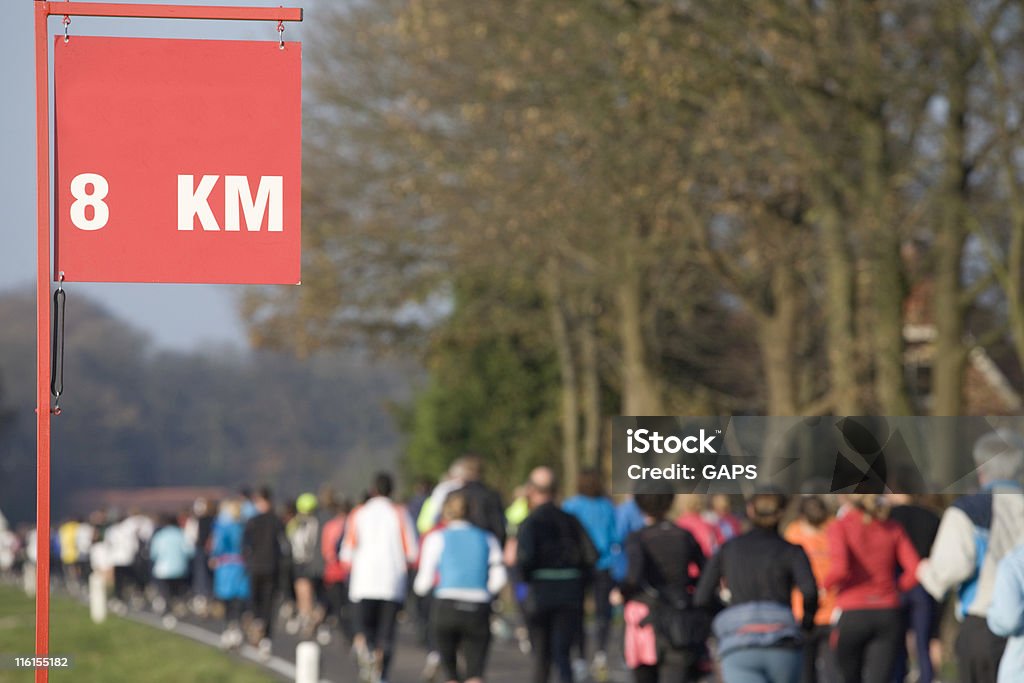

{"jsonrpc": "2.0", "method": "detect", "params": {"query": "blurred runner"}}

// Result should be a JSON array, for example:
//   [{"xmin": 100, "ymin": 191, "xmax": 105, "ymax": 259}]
[
  {"xmin": 917, "ymin": 429, "xmax": 1024, "ymax": 683},
  {"xmin": 414, "ymin": 491, "xmax": 507, "ymax": 683},
  {"xmin": 279, "ymin": 498, "xmax": 299, "ymax": 621},
  {"xmin": 58, "ymin": 517, "xmax": 81, "ymax": 593},
  {"xmin": 888, "ymin": 492, "xmax": 941, "ymax": 683},
  {"xmin": 416, "ymin": 511, "xmax": 448, "ymax": 682},
  {"xmin": 825, "ymin": 494, "xmax": 919, "ymax": 683},
  {"xmin": 620, "ymin": 491, "xmax": 707, "ymax": 683},
  {"xmin": 243, "ymin": 486, "xmax": 288, "ymax": 659},
  {"xmin": 25, "ymin": 526, "xmax": 37, "ymax": 591},
  {"xmin": 450, "ymin": 455, "xmax": 507, "ymax": 547},
  {"xmin": 617, "ymin": 496, "xmax": 646, "ymax": 540},
  {"xmin": 675, "ymin": 495, "xmax": 724, "ymax": 559},
  {"xmin": 783, "ymin": 495, "xmax": 838, "ymax": 683},
  {"xmin": 413, "ymin": 473, "xmax": 455, "ymax": 674},
  {"xmin": 185, "ymin": 497, "xmax": 216, "ymax": 616},
  {"xmin": 88, "ymin": 525, "xmax": 114, "ymax": 597},
  {"xmin": 239, "ymin": 487, "xmax": 258, "ymax": 520},
  {"xmin": 516, "ymin": 466, "xmax": 597, "ymax": 683},
  {"xmin": 613, "ymin": 495, "xmax": 647, "ymax": 584},
  {"xmin": 562, "ymin": 467, "xmax": 620, "ymax": 681},
  {"xmin": 124, "ymin": 509, "xmax": 156, "ymax": 604},
  {"xmin": 0, "ymin": 515, "xmax": 17, "ymax": 580},
  {"xmin": 987, "ymin": 543, "xmax": 1024, "ymax": 683},
  {"xmin": 503, "ymin": 484, "xmax": 533, "ymax": 657},
  {"xmin": 321, "ymin": 498, "xmax": 354, "ymax": 644},
  {"xmin": 407, "ymin": 477, "xmax": 434, "ymax": 527},
  {"xmin": 288, "ymin": 492, "xmax": 324, "ymax": 637},
  {"xmin": 505, "ymin": 487, "xmax": 530, "ymax": 535},
  {"xmin": 106, "ymin": 514, "xmax": 140, "ymax": 606},
  {"xmin": 75, "ymin": 516, "xmax": 94, "ymax": 590},
  {"xmin": 695, "ymin": 489, "xmax": 816, "ymax": 683},
  {"xmin": 211, "ymin": 499, "xmax": 250, "ymax": 650},
  {"xmin": 340, "ymin": 471, "xmax": 419, "ymax": 683},
  {"xmin": 149, "ymin": 513, "xmax": 194, "ymax": 625},
  {"xmin": 419, "ymin": 464, "xmax": 466, "ymax": 535},
  {"xmin": 704, "ymin": 494, "xmax": 744, "ymax": 541}
]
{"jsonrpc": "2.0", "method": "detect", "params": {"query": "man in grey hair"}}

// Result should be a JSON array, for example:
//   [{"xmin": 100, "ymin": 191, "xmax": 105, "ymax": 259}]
[
  {"xmin": 917, "ymin": 429, "xmax": 1024, "ymax": 683},
  {"xmin": 417, "ymin": 457, "xmax": 472, "ymax": 535}
]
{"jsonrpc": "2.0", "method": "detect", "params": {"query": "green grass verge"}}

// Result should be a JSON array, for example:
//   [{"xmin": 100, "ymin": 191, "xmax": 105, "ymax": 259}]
[{"xmin": 0, "ymin": 584, "xmax": 276, "ymax": 683}]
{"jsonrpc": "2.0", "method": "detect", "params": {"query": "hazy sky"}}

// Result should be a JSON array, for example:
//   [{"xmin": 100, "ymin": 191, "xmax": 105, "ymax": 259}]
[{"xmin": 1, "ymin": 0, "xmax": 315, "ymax": 351}]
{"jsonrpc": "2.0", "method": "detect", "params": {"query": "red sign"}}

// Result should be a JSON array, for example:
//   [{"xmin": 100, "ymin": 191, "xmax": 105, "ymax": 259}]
[{"xmin": 54, "ymin": 37, "xmax": 301, "ymax": 284}]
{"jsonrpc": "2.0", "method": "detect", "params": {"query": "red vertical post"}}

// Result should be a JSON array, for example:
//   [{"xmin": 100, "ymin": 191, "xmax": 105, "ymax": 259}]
[
  {"xmin": 29, "ymin": 7, "xmax": 302, "ymax": 681},
  {"xmin": 34, "ymin": 2, "xmax": 52, "ymax": 683}
]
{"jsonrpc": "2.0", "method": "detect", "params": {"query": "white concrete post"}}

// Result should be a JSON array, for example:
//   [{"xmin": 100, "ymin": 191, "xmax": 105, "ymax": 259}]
[
  {"xmin": 89, "ymin": 572, "xmax": 107, "ymax": 624},
  {"xmin": 295, "ymin": 641, "xmax": 320, "ymax": 683}
]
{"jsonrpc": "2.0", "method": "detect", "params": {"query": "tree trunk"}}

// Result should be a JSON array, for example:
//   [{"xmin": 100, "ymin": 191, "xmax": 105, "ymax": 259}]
[
  {"xmin": 546, "ymin": 265, "xmax": 580, "ymax": 495},
  {"xmin": 871, "ymin": 244, "xmax": 912, "ymax": 415},
  {"xmin": 820, "ymin": 206, "xmax": 862, "ymax": 415},
  {"xmin": 862, "ymin": 114, "xmax": 913, "ymax": 416},
  {"xmin": 580, "ymin": 307, "xmax": 602, "ymax": 467},
  {"xmin": 759, "ymin": 267, "xmax": 801, "ymax": 415},
  {"xmin": 617, "ymin": 260, "xmax": 663, "ymax": 416}
]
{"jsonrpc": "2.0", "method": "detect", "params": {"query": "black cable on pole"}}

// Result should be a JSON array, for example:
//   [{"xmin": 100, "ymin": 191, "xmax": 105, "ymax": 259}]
[{"xmin": 50, "ymin": 279, "xmax": 66, "ymax": 414}]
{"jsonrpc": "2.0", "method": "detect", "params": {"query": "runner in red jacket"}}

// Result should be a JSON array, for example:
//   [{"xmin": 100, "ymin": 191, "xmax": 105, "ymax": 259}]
[{"xmin": 825, "ymin": 495, "xmax": 920, "ymax": 683}]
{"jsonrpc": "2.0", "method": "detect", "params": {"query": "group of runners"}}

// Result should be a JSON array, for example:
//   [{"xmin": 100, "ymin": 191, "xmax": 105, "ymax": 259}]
[{"xmin": 3, "ymin": 431, "xmax": 1024, "ymax": 683}]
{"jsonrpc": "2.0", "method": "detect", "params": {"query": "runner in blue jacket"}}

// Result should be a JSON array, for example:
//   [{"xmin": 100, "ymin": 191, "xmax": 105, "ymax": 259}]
[{"xmin": 563, "ymin": 467, "xmax": 621, "ymax": 679}]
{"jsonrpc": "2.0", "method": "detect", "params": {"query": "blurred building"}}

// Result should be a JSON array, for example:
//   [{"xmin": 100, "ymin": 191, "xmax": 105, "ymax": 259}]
[
  {"xmin": 903, "ymin": 279, "xmax": 1022, "ymax": 415},
  {"xmin": 69, "ymin": 486, "xmax": 234, "ymax": 517}
]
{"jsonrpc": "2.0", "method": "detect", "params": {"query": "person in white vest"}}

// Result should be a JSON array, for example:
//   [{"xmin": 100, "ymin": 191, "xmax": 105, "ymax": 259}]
[
  {"xmin": 340, "ymin": 472, "xmax": 418, "ymax": 683},
  {"xmin": 917, "ymin": 429, "xmax": 1024, "ymax": 683}
]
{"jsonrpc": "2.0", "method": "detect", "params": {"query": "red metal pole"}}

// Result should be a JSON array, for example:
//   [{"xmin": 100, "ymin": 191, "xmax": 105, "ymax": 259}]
[
  {"xmin": 34, "ymin": 2, "xmax": 52, "ymax": 681},
  {"xmin": 41, "ymin": 2, "xmax": 302, "ymax": 21}
]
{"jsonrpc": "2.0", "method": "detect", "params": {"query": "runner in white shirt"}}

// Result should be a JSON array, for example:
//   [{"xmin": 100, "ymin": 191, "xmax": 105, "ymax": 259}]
[
  {"xmin": 105, "ymin": 517, "xmax": 138, "ymax": 603},
  {"xmin": 340, "ymin": 472, "xmax": 418, "ymax": 683}
]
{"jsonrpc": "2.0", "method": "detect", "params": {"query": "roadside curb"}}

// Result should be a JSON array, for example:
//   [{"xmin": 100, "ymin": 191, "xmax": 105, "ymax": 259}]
[{"xmin": 124, "ymin": 610, "xmax": 325, "ymax": 682}]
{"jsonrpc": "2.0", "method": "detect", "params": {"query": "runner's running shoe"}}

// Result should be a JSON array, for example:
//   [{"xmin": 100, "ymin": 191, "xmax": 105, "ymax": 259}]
[
  {"xmin": 592, "ymin": 650, "xmax": 609, "ymax": 682},
  {"xmin": 421, "ymin": 650, "xmax": 441, "ymax": 682}
]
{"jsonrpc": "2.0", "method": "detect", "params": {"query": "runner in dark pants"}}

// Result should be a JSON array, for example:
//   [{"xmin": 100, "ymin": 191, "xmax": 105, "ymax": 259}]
[
  {"xmin": 243, "ymin": 486, "xmax": 287, "ymax": 659},
  {"xmin": 825, "ymin": 495, "xmax": 920, "ymax": 683},
  {"xmin": 320, "ymin": 499, "xmax": 353, "ymax": 642},
  {"xmin": 415, "ymin": 491, "xmax": 507, "ymax": 683},
  {"xmin": 888, "ymin": 494, "xmax": 941, "ymax": 683},
  {"xmin": 354, "ymin": 599, "xmax": 403, "ymax": 678},
  {"xmin": 562, "ymin": 468, "xmax": 621, "ymax": 680},
  {"xmin": 620, "ymin": 492, "xmax": 707, "ymax": 683},
  {"xmin": 340, "ymin": 472, "xmax": 419, "ymax": 683},
  {"xmin": 516, "ymin": 467, "xmax": 597, "ymax": 683}
]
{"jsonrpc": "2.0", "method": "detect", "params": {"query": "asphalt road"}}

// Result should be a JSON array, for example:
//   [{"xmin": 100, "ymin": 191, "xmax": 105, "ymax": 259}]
[{"xmin": 128, "ymin": 599, "xmax": 632, "ymax": 683}]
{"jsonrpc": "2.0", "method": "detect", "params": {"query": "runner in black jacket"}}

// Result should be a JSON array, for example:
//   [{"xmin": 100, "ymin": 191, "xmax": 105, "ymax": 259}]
[
  {"xmin": 243, "ymin": 487, "xmax": 287, "ymax": 657},
  {"xmin": 516, "ymin": 467, "xmax": 597, "ymax": 683},
  {"xmin": 620, "ymin": 492, "xmax": 707, "ymax": 683},
  {"xmin": 450, "ymin": 455, "xmax": 507, "ymax": 546},
  {"xmin": 695, "ymin": 490, "xmax": 816, "ymax": 683}
]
